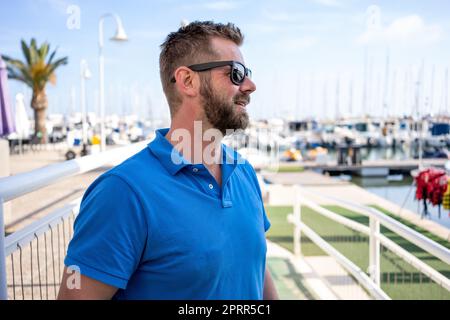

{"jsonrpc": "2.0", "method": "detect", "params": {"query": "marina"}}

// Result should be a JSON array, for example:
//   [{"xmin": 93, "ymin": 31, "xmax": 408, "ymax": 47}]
[{"xmin": 0, "ymin": 1, "xmax": 449, "ymax": 301}]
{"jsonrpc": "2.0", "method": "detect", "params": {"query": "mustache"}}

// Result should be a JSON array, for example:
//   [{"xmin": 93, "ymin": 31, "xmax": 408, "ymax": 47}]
[{"xmin": 233, "ymin": 94, "xmax": 250, "ymax": 105}]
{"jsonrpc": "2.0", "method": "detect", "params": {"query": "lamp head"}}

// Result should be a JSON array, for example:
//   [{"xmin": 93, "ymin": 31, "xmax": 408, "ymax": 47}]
[
  {"xmin": 111, "ymin": 20, "xmax": 128, "ymax": 41},
  {"xmin": 83, "ymin": 67, "xmax": 92, "ymax": 79},
  {"xmin": 81, "ymin": 59, "xmax": 92, "ymax": 79}
]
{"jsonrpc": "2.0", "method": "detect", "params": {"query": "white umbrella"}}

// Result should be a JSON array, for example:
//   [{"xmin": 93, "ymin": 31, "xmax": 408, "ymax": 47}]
[
  {"xmin": 15, "ymin": 93, "xmax": 30, "ymax": 138},
  {"xmin": 14, "ymin": 93, "xmax": 30, "ymax": 153}
]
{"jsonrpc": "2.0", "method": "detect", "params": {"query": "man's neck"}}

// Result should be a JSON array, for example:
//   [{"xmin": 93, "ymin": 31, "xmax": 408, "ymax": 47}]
[
  {"xmin": 165, "ymin": 121, "xmax": 224, "ymax": 187},
  {"xmin": 165, "ymin": 121, "xmax": 223, "ymax": 167}
]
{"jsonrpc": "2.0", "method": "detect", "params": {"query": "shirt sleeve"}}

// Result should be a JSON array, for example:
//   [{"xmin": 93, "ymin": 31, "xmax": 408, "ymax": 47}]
[{"xmin": 64, "ymin": 173, "xmax": 147, "ymax": 289}]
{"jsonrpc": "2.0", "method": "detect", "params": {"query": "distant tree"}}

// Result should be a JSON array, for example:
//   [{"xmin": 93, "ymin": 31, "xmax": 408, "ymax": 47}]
[{"xmin": 2, "ymin": 39, "xmax": 68, "ymax": 143}]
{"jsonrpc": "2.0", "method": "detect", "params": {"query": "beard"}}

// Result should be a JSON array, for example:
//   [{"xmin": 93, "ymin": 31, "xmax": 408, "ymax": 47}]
[{"xmin": 200, "ymin": 77, "xmax": 250, "ymax": 136}]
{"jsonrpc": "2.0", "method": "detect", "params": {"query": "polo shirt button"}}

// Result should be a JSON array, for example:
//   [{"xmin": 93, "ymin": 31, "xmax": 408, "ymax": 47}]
[
  {"xmin": 208, "ymin": 184, "xmax": 214, "ymax": 189},
  {"xmin": 192, "ymin": 168, "xmax": 198, "ymax": 173}
]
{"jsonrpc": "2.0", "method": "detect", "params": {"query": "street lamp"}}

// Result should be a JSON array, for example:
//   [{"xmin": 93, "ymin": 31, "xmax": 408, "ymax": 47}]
[
  {"xmin": 80, "ymin": 59, "xmax": 92, "ymax": 155},
  {"xmin": 98, "ymin": 13, "xmax": 128, "ymax": 152}
]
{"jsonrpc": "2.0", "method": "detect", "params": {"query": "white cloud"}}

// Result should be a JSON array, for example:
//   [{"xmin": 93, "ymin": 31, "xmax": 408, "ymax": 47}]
[
  {"xmin": 246, "ymin": 23, "xmax": 281, "ymax": 34},
  {"xmin": 279, "ymin": 36, "xmax": 318, "ymax": 52},
  {"xmin": 203, "ymin": 1, "xmax": 240, "ymax": 11},
  {"xmin": 357, "ymin": 15, "xmax": 443, "ymax": 46},
  {"xmin": 130, "ymin": 30, "xmax": 167, "ymax": 41},
  {"xmin": 260, "ymin": 8, "xmax": 314, "ymax": 24},
  {"xmin": 311, "ymin": 0, "xmax": 342, "ymax": 7},
  {"xmin": 42, "ymin": 0, "xmax": 71, "ymax": 14},
  {"xmin": 262, "ymin": 9, "xmax": 293, "ymax": 22}
]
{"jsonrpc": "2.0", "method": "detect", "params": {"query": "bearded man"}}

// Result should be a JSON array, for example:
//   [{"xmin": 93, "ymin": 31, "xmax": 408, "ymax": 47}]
[{"xmin": 58, "ymin": 21, "xmax": 278, "ymax": 300}]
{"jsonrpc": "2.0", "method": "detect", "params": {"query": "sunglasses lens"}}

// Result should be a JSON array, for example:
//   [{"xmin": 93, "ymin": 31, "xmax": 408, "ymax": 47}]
[{"xmin": 232, "ymin": 63, "xmax": 246, "ymax": 84}]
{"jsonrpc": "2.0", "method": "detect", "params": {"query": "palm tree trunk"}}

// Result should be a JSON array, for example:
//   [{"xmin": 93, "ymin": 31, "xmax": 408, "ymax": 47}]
[{"xmin": 31, "ymin": 89, "xmax": 48, "ymax": 144}]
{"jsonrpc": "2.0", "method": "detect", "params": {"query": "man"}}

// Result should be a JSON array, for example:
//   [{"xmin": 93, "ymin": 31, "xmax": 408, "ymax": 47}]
[{"xmin": 58, "ymin": 21, "xmax": 278, "ymax": 300}]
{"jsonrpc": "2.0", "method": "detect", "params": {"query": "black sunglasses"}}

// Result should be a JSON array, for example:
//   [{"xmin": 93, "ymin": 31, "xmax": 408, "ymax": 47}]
[{"xmin": 170, "ymin": 60, "xmax": 252, "ymax": 86}]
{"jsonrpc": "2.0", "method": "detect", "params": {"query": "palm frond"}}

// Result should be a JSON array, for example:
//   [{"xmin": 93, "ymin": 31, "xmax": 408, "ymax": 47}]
[
  {"xmin": 46, "ymin": 57, "xmax": 68, "ymax": 78},
  {"xmin": 29, "ymin": 38, "xmax": 38, "ymax": 65},
  {"xmin": 20, "ymin": 39, "xmax": 32, "ymax": 66},
  {"xmin": 1, "ymin": 55, "xmax": 15, "ymax": 63},
  {"xmin": 7, "ymin": 65, "xmax": 31, "ymax": 84},
  {"xmin": 47, "ymin": 48, "xmax": 57, "ymax": 65},
  {"xmin": 39, "ymin": 42, "xmax": 49, "ymax": 60},
  {"xmin": 2, "ymin": 56, "xmax": 27, "ymax": 71},
  {"xmin": 30, "ymin": 38, "xmax": 37, "ymax": 51}
]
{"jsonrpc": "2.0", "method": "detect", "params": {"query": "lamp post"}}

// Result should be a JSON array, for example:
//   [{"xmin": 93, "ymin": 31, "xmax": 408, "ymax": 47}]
[
  {"xmin": 98, "ymin": 13, "xmax": 128, "ymax": 152},
  {"xmin": 80, "ymin": 59, "xmax": 92, "ymax": 155}
]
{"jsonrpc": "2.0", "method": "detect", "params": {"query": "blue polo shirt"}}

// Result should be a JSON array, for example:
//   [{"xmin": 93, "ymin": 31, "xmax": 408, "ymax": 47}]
[{"xmin": 65, "ymin": 128, "xmax": 270, "ymax": 300}]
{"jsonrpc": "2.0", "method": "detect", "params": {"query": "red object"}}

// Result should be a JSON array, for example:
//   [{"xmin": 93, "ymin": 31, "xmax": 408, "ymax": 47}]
[{"xmin": 414, "ymin": 168, "xmax": 448, "ymax": 206}]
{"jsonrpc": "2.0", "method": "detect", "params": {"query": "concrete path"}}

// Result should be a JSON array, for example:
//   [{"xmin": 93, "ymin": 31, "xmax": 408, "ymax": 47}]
[{"xmin": 266, "ymin": 240, "xmax": 370, "ymax": 300}]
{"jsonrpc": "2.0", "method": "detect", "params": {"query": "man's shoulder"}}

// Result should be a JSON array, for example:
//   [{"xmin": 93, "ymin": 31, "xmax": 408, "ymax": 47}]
[
  {"xmin": 109, "ymin": 145, "xmax": 161, "ymax": 177},
  {"xmin": 89, "ymin": 146, "xmax": 164, "ymax": 193}
]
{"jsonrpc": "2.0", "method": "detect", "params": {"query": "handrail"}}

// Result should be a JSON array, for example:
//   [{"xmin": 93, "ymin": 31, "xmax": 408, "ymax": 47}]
[
  {"xmin": 0, "ymin": 140, "xmax": 150, "ymax": 202},
  {"xmin": 300, "ymin": 189, "xmax": 450, "ymax": 266},
  {"xmin": 4, "ymin": 199, "xmax": 80, "ymax": 256},
  {"xmin": 287, "ymin": 214, "xmax": 390, "ymax": 300},
  {"xmin": 267, "ymin": 184, "xmax": 450, "ymax": 299},
  {"xmin": 377, "ymin": 233, "xmax": 450, "ymax": 291},
  {"xmin": 292, "ymin": 188, "xmax": 450, "ymax": 292}
]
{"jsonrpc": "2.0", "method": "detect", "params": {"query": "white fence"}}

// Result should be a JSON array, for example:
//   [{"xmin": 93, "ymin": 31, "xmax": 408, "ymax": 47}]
[{"xmin": 266, "ymin": 184, "xmax": 450, "ymax": 299}]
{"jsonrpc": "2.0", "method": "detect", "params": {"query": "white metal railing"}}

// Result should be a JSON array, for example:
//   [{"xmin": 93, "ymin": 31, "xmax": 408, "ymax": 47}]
[
  {"xmin": 5, "ymin": 200, "xmax": 80, "ymax": 299},
  {"xmin": 0, "ymin": 140, "xmax": 150, "ymax": 299},
  {"xmin": 269, "ymin": 184, "xmax": 450, "ymax": 299},
  {"xmin": 287, "ymin": 215, "xmax": 390, "ymax": 300},
  {"xmin": 4, "ymin": 199, "xmax": 81, "ymax": 257},
  {"xmin": 0, "ymin": 141, "xmax": 149, "ymax": 202},
  {"xmin": 298, "ymin": 188, "xmax": 450, "ymax": 292}
]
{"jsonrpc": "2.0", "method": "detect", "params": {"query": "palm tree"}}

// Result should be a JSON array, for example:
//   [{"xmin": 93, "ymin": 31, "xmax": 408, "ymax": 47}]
[{"xmin": 2, "ymin": 39, "xmax": 68, "ymax": 143}]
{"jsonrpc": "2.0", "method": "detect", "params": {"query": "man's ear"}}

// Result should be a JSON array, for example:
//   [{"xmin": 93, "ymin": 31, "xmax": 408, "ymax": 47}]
[{"xmin": 174, "ymin": 67, "xmax": 199, "ymax": 97}]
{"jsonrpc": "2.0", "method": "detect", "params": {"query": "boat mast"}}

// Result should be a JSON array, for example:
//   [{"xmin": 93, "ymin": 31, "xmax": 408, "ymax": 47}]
[
  {"xmin": 349, "ymin": 77, "xmax": 354, "ymax": 116},
  {"xmin": 335, "ymin": 75, "xmax": 340, "ymax": 119},
  {"xmin": 430, "ymin": 65, "xmax": 435, "ymax": 117},
  {"xmin": 415, "ymin": 60, "xmax": 425, "ymax": 169},
  {"xmin": 383, "ymin": 50, "xmax": 390, "ymax": 119},
  {"xmin": 363, "ymin": 48, "xmax": 368, "ymax": 117},
  {"xmin": 445, "ymin": 68, "xmax": 449, "ymax": 116},
  {"xmin": 295, "ymin": 73, "xmax": 301, "ymax": 120},
  {"xmin": 322, "ymin": 80, "xmax": 328, "ymax": 121}
]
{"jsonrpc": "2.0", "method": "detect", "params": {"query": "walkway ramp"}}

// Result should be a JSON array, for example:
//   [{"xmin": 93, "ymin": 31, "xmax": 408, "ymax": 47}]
[{"xmin": 266, "ymin": 240, "xmax": 370, "ymax": 300}]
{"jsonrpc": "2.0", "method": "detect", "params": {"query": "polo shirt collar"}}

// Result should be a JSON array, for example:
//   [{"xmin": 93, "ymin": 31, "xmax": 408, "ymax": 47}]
[
  {"xmin": 148, "ymin": 128, "xmax": 191, "ymax": 175},
  {"xmin": 148, "ymin": 128, "xmax": 243, "ymax": 177}
]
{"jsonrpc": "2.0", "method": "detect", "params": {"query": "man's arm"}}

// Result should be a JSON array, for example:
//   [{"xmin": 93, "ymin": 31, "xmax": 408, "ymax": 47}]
[
  {"xmin": 263, "ymin": 266, "xmax": 279, "ymax": 300},
  {"xmin": 57, "ymin": 266, "xmax": 118, "ymax": 300}
]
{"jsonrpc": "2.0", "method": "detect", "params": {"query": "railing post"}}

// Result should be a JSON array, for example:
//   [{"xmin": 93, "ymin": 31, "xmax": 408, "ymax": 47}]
[
  {"xmin": 369, "ymin": 216, "xmax": 381, "ymax": 286},
  {"xmin": 0, "ymin": 198, "xmax": 7, "ymax": 299},
  {"xmin": 293, "ymin": 187, "xmax": 302, "ymax": 257}
]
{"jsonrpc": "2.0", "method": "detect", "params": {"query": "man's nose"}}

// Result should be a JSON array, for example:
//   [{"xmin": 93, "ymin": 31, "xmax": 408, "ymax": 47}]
[{"xmin": 240, "ymin": 76, "xmax": 256, "ymax": 94}]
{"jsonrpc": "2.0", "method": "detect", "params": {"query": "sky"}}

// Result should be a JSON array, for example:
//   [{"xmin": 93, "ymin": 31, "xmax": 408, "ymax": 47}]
[{"xmin": 1, "ymin": 0, "xmax": 450, "ymax": 122}]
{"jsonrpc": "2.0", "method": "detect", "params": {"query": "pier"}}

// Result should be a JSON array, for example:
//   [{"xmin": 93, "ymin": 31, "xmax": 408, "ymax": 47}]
[{"xmin": 277, "ymin": 159, "xmax": 448, "ymax": 177}]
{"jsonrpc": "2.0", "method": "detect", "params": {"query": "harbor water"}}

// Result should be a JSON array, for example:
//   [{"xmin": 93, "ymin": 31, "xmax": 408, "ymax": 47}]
[
  {"xmin": 322, "ymin": 147, "xmax": 450, "ymax": 230},
  {"xmin": 350, "ymin": 176, "xmax": 450, "ymax": 230}
]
